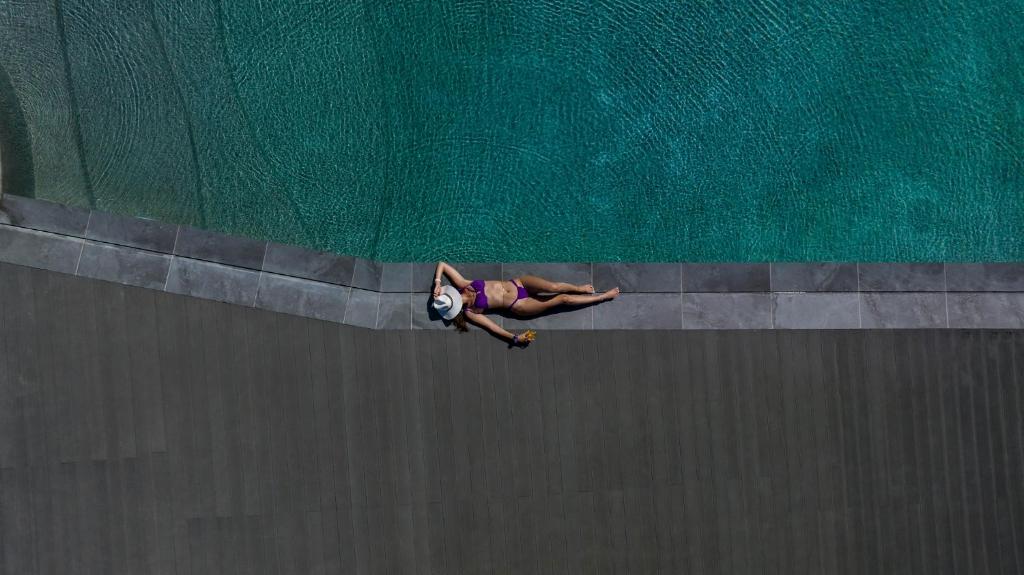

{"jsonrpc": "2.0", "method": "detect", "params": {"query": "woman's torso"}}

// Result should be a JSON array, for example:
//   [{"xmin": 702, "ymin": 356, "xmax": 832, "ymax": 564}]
[{"xmin": 466, "ymin": 279, "xmax": 518, "ymax": 312}]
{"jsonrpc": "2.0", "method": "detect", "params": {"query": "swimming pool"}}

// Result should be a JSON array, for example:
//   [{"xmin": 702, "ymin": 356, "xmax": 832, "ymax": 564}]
[{"xmin": 1, "ymin": 1, "xmax": 1021, "ymax": 262}]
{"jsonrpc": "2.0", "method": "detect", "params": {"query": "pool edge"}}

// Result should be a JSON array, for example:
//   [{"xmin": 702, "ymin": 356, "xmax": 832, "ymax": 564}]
[{"xmin": 2, "ymin": 195, "xmax": 1022, "ymax": 331}]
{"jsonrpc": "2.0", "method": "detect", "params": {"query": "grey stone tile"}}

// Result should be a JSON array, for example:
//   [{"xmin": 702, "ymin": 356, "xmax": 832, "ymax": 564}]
[
  {"xmin": 262, "ymin": 242, "xmax": 354, "ymax": 285},
  {"xmin": 682, "ymin": 293, "xmax": 772, "ymax": 329},
  {"xmin": 681, "ymin": 264, "xmax": 770, "ymax": 292},
  {"xmin": 593, "ymin": 263, "xmax": 680, "ymax": 293},
  {"xmin": 254, "ymin": 273, "xmax": 349, "ymax": 323},
  {"xmin": 772, "ymin": 293, "xmax": 860, "ymax": 329},
  {"xmin": 164, "ymin": 257, "xmax": 260, "ymax": 306},
  {"xmin": 501, "ymin": 306, "xmax": 594, "ymax": 330},
  {"xmin": 1, "ymin": 195, "xmax": 91, "ymax": 236},
  {"xmin": 412, "ymin": 262, "xmax": 503, "ymax": 292},
  {"xmin": 76, "ymin": 242, "xmax": 171, "ymax": 290},
  {"xmin": 412, "ymin": 293, "xmax": 452, "ymax": 329},
  {"xmin": 343, "ymin": 287, "xmax": 380, "ymax": 328},
  {"xmin": 380, "ymin": 263, "xmax": 413, "ymax": 292},
  {"xmin": 0, "ymin": 225, "xmax": 83, "ymax": 274},
  {"xmin": 860, "ymin": 293, "xmax": 947, "ymax": 328},
  {"xmin": 377, "ymin": 293, "xmax": 413, "ymax": 329},
  {"xmin": 173, "ymin": 226, "xmax": 267, "ymax": 270},
  {"xmin": 945, "ymin": 263, "xmax": 1024, "ymax": 292},
  {"xmin": 770, "ymin": 263, "xmax": 858, "ymax": 292},
  {"xmin": 351, "ymin": 258, "xmax": 382, "ymax": 291},
  {"xmin": 858, "ymin": 263, "xmax": 945, "ymax": 292},
  {"xmin": 593, "ymin": 293, "xmax": 682, "ymax": 329},
  {"xmin": 947, "ymin": 293, "xmax": 1024, "ymax": 329},
  {"xmin": 85, "ymin": 210, "xmax": 178, "ymax": 252},
  {"xmin": 500, "ymin": 263, "xmax": 592, "ymax": 288}
]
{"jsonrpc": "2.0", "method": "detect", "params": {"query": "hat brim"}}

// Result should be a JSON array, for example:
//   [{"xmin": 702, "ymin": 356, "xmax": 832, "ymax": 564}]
[{"xmin": 435, "ymin": 285, "xmax": 463, "ymax": 320}]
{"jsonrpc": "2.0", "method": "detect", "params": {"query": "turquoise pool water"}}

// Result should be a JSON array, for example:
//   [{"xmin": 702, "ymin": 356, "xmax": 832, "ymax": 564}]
[{"xmin": 1, "ymin": 1, "xmax": 1021, "ymax": 262}]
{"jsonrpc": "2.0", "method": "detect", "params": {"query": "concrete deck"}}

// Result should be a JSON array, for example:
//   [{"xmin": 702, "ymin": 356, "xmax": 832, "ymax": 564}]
[{"xmin": 1, "ymin": 261, "xmax": 1022, "ymax": 574}]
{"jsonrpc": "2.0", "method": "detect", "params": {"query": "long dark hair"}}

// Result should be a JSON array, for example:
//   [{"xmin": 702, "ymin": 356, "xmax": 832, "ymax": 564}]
[{"xmin": 451, "ymin": 310, "xmax": 468, "ymax": 332}]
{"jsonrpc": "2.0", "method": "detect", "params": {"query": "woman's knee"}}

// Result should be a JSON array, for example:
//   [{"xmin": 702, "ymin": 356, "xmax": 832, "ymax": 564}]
[{"xmin": 554, "ymin": 294, "xmax": 572, "ymax": 306}]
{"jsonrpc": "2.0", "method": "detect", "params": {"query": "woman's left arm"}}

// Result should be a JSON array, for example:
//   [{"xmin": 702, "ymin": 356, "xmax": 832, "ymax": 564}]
[{"xmin": 465, "ymin": 310, "xmax": 527, "ymax": 345}]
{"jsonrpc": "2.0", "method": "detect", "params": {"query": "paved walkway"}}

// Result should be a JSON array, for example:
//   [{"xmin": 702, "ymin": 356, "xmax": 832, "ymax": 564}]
[{"xmin": 1, "ymin": 261, "xmax": 1022, "ymax": 574}]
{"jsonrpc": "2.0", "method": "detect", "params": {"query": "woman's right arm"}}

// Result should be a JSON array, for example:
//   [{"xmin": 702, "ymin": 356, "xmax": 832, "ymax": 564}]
[{"xmin": 433, "ymin": 261, "xmax": 470, "ymax": 293}]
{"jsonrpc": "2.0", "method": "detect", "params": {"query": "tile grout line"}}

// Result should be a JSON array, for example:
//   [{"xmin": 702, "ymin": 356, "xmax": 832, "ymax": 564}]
[
  {"xmin": 857, "ymin": 262, "xmax": 862, "ymax": 328},
  {"xmin": 680, "ymin": 290, "xmax": 685, "ymax": 330},
  {"xmin": 253, "ymin": 272, "xmax": 263, "ymax": 307},
  {"xmin": 83, "ymin": 209, "xmax": 94, "ymax": 238},
  {"xmin": 374, "ymin": 289, "xmax": 382, "ymax": 329},
  {"xmin": 943, "ymin": 264, "xmax": 950, "ymax": 328},
  {"xmin": 680, "ymin": 262, "xmax": 685, "ymax": 329},
  {"xmin": 253, "ymin": 242, "xmax": 270, "ymax": 307},
  {"xmin": 73, "ymin": 212, "xmax": 92, "ymax": 275},
  {"xmin": 768, "ymin": 262, "xmax": 774, "ymax": 328},
  {"xmin": 73, "ymin": 240, "xmax": 86, "ymax": 276},
  {"xmin": 170, "ymin": 225, "xmax": 181, "ymax": 255},
  {"xmin": 162, "ymin": 256, "xmax": 175, "ymax": 291},
  {"xmin": 341, "ymin": 286, "xmax": 352, "ymax": 325},
  {"xmin": 163, "ymin": 226, "xmax": 181, "ymax": 292}
]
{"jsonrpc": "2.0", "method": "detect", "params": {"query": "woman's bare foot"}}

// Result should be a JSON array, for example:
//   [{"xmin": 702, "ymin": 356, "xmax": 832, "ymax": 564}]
[
  {"xmin": 602, "ymin": 287, "xmax": 620, "ymax": 301},
  {"xmin": 578, "ymin": 284, "xmax": 596, "ymax": 293}
]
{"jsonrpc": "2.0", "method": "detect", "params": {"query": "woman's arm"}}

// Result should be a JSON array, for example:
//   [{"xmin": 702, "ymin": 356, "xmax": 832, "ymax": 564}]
[
  {"xmin": 465, "ymin": 310, "xmax": 527, "ymax": 345},
  {"xmin": 433, "ymin": 261, "xmax": 471, "ymax": 293}
]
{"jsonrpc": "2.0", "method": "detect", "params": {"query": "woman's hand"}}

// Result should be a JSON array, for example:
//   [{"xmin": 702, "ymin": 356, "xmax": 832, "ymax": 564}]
[
  {"xmin": 432, "ymin": 279, "xmax": 442, "ymax": 298},
  {"xmin": 512, "ymin": 330, "xmax": 537, "ymax": 347}
]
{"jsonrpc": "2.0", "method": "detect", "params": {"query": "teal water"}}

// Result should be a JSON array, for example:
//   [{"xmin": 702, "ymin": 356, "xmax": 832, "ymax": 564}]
[{"xmin": 1, "ymin": 1, "xmax": 1021, "ymax": 262}]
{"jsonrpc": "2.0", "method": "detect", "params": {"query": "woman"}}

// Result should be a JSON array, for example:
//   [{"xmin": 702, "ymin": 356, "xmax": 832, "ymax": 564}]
[{"xmin": 431, "ymin": 261, "xmax": 619, "ymax": 346}]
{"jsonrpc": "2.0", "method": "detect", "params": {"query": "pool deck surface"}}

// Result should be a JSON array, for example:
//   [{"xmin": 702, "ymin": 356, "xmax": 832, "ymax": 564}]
[
  {"xmin": 1, "ymin": 261, "xmax": 1022, "ymax": 574},
  {"xmin": 1, "ymin": 195, "xmax": 1023, "ymax": 331}
]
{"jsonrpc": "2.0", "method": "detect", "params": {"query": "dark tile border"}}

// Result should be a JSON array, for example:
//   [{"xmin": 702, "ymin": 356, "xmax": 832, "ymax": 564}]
[
  {"xmin": 1, "ymin": 195, "xmax": 1022, "ymax": 330},
  {"xmin": 173, "ymin": 226, "xmax": 267, "ymax": 270},
  {"xmin": 165, "ymin": 257, "xmax": 260, "ymax": 307},
  {"xmin": 263, "ymin": 242, "xmax": 354, "ymax": 286},
  {"xmin": 76, "ymin": 242, "xmax": 172, "ymax": 290},
  {"xmin": 858, "ymin": 263, "xmax": 945, "ymax": 292},
  {"xmin": 593, "ymin": 263, "xmax": 680, "ymax": 293},
  {"xmin": 682, "ymin": 293, "xmax": 772, "ymax": 329},
  {"xmin": 85, "ymin": 210, "xmax": 178, "ymax": 253},
  {"xmin": 860, "ymin": 293, "xmax": 948, "ymax": 329},
  {"xmin": 255, "ymin": 273, "xmax": 350, "ymax": 323},
  {"xmin": 772, "ymin": 293, "xmax": 859, "ymax": 329},
  {"xmin": 682, "ymin": 263, "xmax": 771, "ymax": 293},
  {"xmin": 1, "ymin": 194, "xmax": 90, "ymax": 236},
  {"xmin": 771, "ymin": 263, "xmax": 858, "ymax": 292},
  {"xmin": 946, "ymin": 263, "xmax": 1024, "ymax": 292},
  {"xmin": 0, "ymin": 224, "xmax": 83, "ymax": 274}
]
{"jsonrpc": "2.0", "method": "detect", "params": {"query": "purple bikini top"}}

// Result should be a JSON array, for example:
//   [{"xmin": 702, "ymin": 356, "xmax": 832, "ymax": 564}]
[{"xmin": 460, "ymin": 279, "xmax": 488, "ymax": 310}]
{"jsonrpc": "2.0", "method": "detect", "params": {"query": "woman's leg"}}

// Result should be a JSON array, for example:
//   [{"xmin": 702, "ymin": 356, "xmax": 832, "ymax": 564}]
[
  {"xmin": 517, "ymin": 275, "xmax": 594, "ymax": 295},
  {"xmin": 510, "ymin": 288, "xmax": 619, "ymax": 317}
]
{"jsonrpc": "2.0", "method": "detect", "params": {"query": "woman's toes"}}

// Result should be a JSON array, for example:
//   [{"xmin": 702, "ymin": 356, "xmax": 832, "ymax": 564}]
[{"xmin": 604, "ymin": 287, "xmax": 620, "ymax": 300}]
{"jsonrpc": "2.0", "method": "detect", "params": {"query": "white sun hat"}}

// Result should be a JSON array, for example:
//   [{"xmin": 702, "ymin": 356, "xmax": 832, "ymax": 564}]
[{"xmin": 432, "ymin": 284, "xmax": 463, "ymax": 320}]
